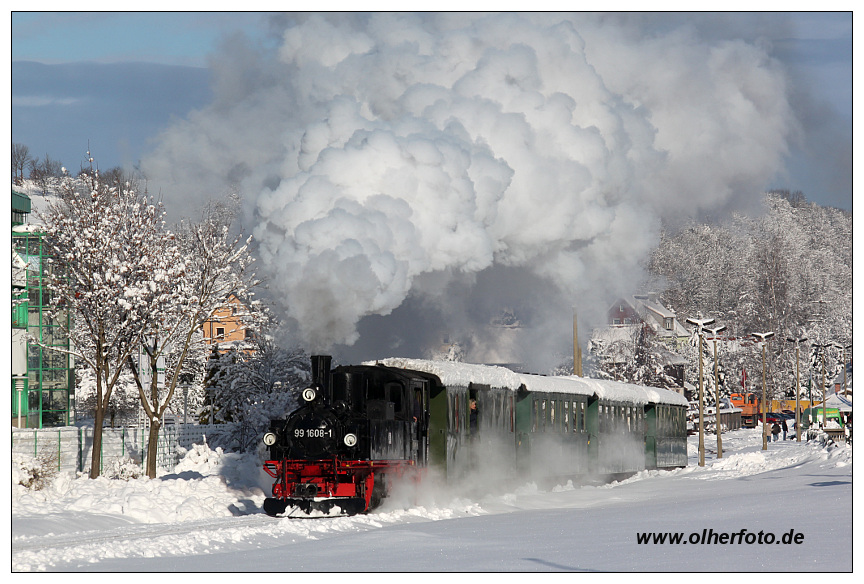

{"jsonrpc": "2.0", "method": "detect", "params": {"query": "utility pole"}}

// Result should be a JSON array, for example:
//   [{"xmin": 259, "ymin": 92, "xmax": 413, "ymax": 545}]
[
  {"xmin": 687, "ymin": 317, "xmax": 715, "ymax": 466},
  {"xmin": 706, "ymin": 325, "xmax": 726, "ymax": 458},
  {"xmin": 572, "ymin": 309, "xmax": 583, "ymax": 377},
  {"xmin": 752, "ymin": 332, "xmax": 775, "ymax": 450},
  {"xmin": 786, "ymin": 336, "xmax": 807, "ymax": 442},
  {"xmin": 834, "ymin": 344, "xmax": 851, "ymax": 397}
]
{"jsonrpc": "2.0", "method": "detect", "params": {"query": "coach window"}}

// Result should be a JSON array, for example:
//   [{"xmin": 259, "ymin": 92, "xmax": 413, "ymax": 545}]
[
  {"xmin": 448, "ymin": 393, "xmax": 461, "ymax": 433},
  {"xmin": 532, "ymin": 399, "xmax": 538, "ymax": 432},
  {"xmin": 386, "ymin": 382, "xmax": 403, "ymax": 415},
  {"xmin": 563, "ymin": 401, "xmax": 570, "ymax": 433},
  {"xmin": 368, "ymin": 383, "xmax": 385, "ymax": 401},
  {"xmin": 579, "ymin": 402, "xmax": 585, "ymax": 433},
  {"xmin": 572, "ymin": 402, "xmax": 579, "ymax": 433},
  {"xmin": 541, "ymin": 400, "xmax": 548, "ymax": 432}
]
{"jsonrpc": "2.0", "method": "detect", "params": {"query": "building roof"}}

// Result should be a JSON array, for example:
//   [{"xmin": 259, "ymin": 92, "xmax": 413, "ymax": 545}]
[
  {"xmin": 12, "ymin": 190, "xmax": 31, "ymax": 214},
  {"xmin": 608, "ymin": 294, "xmax": 691, "ymax": 340}
]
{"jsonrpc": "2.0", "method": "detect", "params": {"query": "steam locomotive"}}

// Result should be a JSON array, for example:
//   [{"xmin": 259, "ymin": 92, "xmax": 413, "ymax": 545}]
[{"xmin": 262, "ymin": 355, "xmax": 688, "ymax": 516}]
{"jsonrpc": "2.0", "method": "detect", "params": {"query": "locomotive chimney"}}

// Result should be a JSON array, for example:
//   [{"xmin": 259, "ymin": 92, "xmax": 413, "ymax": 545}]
[{"xmin": 310, "ymin": 355, "xmax": 332, "ymax": 400}]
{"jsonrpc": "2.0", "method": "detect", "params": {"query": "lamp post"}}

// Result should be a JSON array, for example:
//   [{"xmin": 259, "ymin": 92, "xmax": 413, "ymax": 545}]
[
  {"xmin": 706, "ymin": 325, "xmax": 726, "ymax": 458},
  {"xmin": 687, "ymin": 317, "xmax": 715, "ymax": 466},
  {"xmin": 786, "ymin": 336, "xmax": 807, "ymax": 442},
  {"xmin": 752, "ymin": 332, "xmax": 774, "ymax": 450},
  {"xmin": 808, "ymin": 299, "xmax": 830, "ymax": 430},
  {"xmin": 811, "ymin": 343, "xmax": 832, "ymax": 430},
  {"xmin": 182, "ymin": 382, "xmax": 190, "ymax": 426}
]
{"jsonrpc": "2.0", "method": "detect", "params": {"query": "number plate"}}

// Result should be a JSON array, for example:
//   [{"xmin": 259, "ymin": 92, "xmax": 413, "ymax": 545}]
[{"xmin": 294, "ymin": 428, "xmax": 332, "ymax": 438}]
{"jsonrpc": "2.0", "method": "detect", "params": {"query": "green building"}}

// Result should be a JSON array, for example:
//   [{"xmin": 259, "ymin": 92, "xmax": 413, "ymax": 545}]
[{"xmin": 12, "ymin": 189, "xmax": 74, "ymax": 427}]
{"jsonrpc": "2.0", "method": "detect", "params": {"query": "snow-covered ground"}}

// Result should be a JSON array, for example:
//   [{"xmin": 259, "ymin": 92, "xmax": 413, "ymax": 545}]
[{"xmin": 12, "ymin": 428, "xmax": 851, "ymax": 572}]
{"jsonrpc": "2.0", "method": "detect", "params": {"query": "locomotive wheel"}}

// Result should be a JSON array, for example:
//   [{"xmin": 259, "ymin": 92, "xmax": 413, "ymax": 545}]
[
  {"xmin": 263, "ymin": 497, "xmax": 289, "ymax": 517},
  {"xmin": 369, "ymin": 474, "xmax": 386, "ymax": 511}
]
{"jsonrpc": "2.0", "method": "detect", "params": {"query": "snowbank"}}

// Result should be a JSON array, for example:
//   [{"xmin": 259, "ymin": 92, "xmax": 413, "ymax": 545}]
[
  {"xmin": 12, "ymin": 427, "xmax": 852, "ymax": 572},
  {"xmin": 12, "ymin": 444, "xmax": 268, "ymax": 525}
]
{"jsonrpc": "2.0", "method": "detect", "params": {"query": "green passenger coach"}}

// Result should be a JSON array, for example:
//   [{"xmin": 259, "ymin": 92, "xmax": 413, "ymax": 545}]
[{"xmin": 375, "ymin": 358, "xmax": 688, "ymax": 484}]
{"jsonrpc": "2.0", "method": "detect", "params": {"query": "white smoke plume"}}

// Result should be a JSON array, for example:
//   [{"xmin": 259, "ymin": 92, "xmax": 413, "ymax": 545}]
[{"xmin": 143, "ymin": 13, "xmax": 796, "ymax": 370}]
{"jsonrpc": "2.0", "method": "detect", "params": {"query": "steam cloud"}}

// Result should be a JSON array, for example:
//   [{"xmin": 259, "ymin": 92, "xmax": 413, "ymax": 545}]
[{"xmin": 143, "ymin": 13, "xmax": 796, "ymax": 370}]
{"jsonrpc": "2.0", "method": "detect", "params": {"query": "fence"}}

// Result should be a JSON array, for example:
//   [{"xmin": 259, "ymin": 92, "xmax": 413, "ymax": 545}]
[{"xmin": 11, "ymin": 424, "xmax": 226, "ymax": 475}]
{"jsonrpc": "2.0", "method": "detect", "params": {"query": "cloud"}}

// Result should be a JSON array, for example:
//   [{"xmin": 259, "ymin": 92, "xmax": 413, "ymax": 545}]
[
  {"xmin": 141, "ymin": 13, "xmax": 798, "ymax": 368},
  {"xmin": 13, "ymin": 95, "xmax": 84, "ymax": 107}
]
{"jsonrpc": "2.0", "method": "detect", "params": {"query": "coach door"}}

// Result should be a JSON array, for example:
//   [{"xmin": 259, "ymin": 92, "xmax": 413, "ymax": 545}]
[{"xmin": 410, "ymin": 379, "xmax": 429, "ymax": 465}]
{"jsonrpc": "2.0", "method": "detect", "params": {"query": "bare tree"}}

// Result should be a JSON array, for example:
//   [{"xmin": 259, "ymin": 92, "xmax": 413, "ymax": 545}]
[
  {"xmin": 28, "ymin": 153, "xmax": 64, "ymax": 193},
  {"xmin": 12, "ymin": 143, "xmax": 32, "ymax": 185}
]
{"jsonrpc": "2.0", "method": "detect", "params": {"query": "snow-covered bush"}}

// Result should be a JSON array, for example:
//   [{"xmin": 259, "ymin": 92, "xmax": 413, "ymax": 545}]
[
  {"xmin": 14, "ymin": 451, "xmax": 59, "ymax": 491},
  {"xmin": 102, "ymin": 457, "xmax": 145, "ymax": 481}
]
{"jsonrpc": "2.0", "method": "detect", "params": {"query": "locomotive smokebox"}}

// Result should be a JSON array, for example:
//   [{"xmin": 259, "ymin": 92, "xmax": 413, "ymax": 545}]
[{"xmin": 311, "ymin": 355, "xmax": 333, "ymax": 401}]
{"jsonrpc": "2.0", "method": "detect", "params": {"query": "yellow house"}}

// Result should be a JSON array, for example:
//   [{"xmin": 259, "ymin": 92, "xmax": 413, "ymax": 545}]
[{"xmin": 202, "ymin": 295, "xmax": 252, "ymax": 350}]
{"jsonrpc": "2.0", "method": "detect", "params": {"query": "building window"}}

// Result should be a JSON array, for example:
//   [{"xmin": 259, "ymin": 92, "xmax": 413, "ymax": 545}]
[
  {"xmin": 216, "ymin": 327, "xmax": 225, "ymax": 340},
  {"xmin": 664, "ymin": 317, "xmax": 673, "ymax": 330}
]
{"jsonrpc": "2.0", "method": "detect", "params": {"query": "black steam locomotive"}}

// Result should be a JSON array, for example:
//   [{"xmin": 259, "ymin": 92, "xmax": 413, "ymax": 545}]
[
  {"xmin": 262, "ymin": 355, "xmax": 688, "ymax": 516},
  {"xmin": 262, "ymin": 355, "xmax": 431, "ymax": 516}
]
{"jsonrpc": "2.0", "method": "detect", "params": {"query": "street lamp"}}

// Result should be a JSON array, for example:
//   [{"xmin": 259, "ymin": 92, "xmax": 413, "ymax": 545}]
[
  {"xmin": 752, "ymin": 332, "xmax": 775, "ymax": 451},
  {"xmin": 687, "ymin": 316, "xmax": 715, "ymax": 467},
  {"xmin": 706, "ymin": 325, "xmax": 727, "ymax": 458},
  {"xmin": 811, "ymin": 343, "xmax": 832, "ymax": 430},
  {"xmin": 786, "ymin": 336, "xmax": 807, "ymax": 442}
]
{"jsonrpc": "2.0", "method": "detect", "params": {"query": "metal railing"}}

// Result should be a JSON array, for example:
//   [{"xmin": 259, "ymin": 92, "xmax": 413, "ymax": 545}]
[{"xmin": 11, "ymin": 424, "xmax": 227, "ymax": 475}]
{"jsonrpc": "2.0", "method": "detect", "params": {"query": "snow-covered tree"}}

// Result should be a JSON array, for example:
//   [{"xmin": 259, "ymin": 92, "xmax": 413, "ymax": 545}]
[
  {"xmin": 207, "ymin": 339, "xmax": 310, "ymax": 451},
  {"xmin": 648, "ymin": 192, "xmax": 851, "ymax": 399},
  {"xmin": 588, "ymin": 325, "xmax": 680, "ymax": 389},
  {"xmin": 37, "ymin": 165, "xmax": 187, "ymax": 478},
  {"xmin": 75, "ymin": 367, "xmax": 141, "ymax": 427},
  {"xmin": 126, "ymin": 195, "xmax": 260, "ymax": 477}
]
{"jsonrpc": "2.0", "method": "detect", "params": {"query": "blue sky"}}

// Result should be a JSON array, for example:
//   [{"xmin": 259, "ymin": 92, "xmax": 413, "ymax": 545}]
[
  {"xmin": 11, "ymin": 12, "xmax": 274, "ymax": 66},
  {"xmin": 10, "ymin": 11, "xmax": 853, "ymax": 210}
]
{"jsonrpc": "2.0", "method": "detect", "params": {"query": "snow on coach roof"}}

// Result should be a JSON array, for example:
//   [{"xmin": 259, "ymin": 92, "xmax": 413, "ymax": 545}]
[
  {"xmin": 369, "ymin": 358, "xmax": 526, "ymax": 390},
  {"xmin": 368, "ymin": 358, "xmax": 688, "ymax": 407}
]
